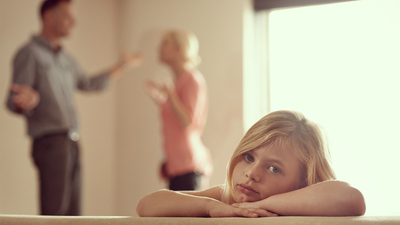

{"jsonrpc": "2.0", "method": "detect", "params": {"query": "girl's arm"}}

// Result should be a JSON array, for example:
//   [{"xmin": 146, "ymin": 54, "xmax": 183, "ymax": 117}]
[
  {"xmin": 136, "ymin": 186, "xmax": 276, "ymax": 217},
  {"xmin": 234, "ymin": 180, "xmax": 366, "ymax": 216}
]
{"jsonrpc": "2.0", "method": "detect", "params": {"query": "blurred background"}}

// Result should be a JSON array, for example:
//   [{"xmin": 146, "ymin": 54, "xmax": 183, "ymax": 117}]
[
  {"xmin": 1, "ymin": 0, "xmax": 399, "ymax": 217},
  {"xmin": 0, "ymin": 0, "xmax": 249, "ymax": 216}
]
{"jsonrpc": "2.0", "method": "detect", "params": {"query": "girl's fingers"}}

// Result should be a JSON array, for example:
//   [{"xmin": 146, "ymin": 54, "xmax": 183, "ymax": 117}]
[
  {"xmin": 242, "ymin": 210, "xmax": 258, "ymax": 218},
  {"xmin": 248, "ymin": 208, "xmax": 278, "ymax": 217},
  {"xmin": 234, "ymin": 208, "xmax": 258, "ymax": 218},
  {"xmin": 233, "ymin": 206, "xmax": 278, "ymax": 218}
]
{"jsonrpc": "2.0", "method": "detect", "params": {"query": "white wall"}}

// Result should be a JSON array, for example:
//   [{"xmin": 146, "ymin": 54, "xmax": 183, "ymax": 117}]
[
  {"xmin": 0, "ymin": 0, "xmax": 252, "ymax": 216},
  {"xmin": 0, "ymin": 0, "xmax": 42, "ymax": 214}
]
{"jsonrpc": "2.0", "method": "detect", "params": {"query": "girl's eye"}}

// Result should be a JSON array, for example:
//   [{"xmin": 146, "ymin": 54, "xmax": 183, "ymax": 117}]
[
  {"xmin": 244, "ymin": 154, "xmax": 254, "ymax": 162},
  {"xmin": 268, "ymin": 166, "xmax": 280, "ymax": 174}
]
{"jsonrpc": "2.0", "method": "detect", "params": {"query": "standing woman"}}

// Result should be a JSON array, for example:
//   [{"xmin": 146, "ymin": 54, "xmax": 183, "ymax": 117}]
[{"xmin": 145, "ymin": 29, "xmax": 212, "ymax": 191}]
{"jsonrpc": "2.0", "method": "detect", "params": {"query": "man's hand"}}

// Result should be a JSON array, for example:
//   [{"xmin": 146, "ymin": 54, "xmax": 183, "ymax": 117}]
[
  {"xmin": 10, "ymin": 83, "xmax": 40, "ymax": 112},
  {"xmin": 232, "ymin": 202, "xmax": 278, "ymax": 217},
  {"xmin": 121, "ymin": 52, "xmax": 143, "ymax": 69},
  {"xmin": 109, "ymin": 52, "xmax": 144, "ymax": 78}
]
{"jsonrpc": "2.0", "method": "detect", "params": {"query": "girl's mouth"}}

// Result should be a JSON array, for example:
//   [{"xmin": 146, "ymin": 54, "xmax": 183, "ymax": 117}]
[{"xmin": 237, "ymin": 183, "xmax": 260, "ymax": 195}]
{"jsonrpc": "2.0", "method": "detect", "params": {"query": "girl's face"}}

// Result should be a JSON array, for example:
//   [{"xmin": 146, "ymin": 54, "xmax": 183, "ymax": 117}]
[
  {"xmin": 159, "ymin": 34, "xmax": 180, "ymax": 65},
  {"xmin": 231, "ymin": 144, "xmax": 304, "ymax": 203}
]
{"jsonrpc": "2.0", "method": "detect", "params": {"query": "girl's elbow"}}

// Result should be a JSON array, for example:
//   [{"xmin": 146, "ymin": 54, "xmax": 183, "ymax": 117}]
[
  {"xmin": 136, "ymin": 189, "xmax": 171, "ymax": 217},
  {"xmin": 352, "ymin": 190, "xmax": 366, "ymax": 216},
  {"xmin": 136, "ymin": 195, "xmax": 154, "ymax": 217},
  {"xmin": 136, "ymin": 198, "xmax": 146, "ymax": 217},
  {"xmin": 344, "ymin": 188, "xmax": 366, "ymax": 216}
]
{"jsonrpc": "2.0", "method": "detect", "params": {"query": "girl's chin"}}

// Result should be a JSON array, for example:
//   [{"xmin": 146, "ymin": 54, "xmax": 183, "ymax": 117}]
[{"xmin": 236, "ymin": 194, "xmax": 259, "ymax": 203}]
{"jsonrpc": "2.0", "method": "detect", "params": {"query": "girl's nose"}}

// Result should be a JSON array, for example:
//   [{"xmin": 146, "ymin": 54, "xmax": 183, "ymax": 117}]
[{"xmin": 245, "ymin": 165, "xmax": 261, "ymax": 182}]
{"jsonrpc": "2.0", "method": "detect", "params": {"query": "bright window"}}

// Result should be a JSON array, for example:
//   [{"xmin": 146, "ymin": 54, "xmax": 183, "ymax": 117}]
[{"xmin": 269, "ymin": 0, "xmax": 400, "ymax": 216}]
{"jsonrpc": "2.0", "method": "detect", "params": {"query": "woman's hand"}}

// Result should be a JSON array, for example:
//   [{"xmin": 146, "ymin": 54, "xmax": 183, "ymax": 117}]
[
  {"xmin": 206, "ymin": 201, "xmax": 277, "ymax": 218},
  {"xmin": 159, "ymin": 162, "xmax": 168, "ymax": 181},
  {"xmin": 232, "ymin": 202, "xmax": 278, "ymax": 217},
  {"xmin": 144, "ymin": 79, "xmax": 167, "ymax": 104}
]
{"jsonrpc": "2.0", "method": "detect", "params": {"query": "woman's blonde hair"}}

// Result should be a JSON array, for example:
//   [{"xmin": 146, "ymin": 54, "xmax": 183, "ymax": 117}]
[
  {"xmin": 222, "ymin": 110, "xmax": 336, "ymax": 203},
  {"xmin": 164, "ymin": 29, "xmax": 201, "ymax": 69}
]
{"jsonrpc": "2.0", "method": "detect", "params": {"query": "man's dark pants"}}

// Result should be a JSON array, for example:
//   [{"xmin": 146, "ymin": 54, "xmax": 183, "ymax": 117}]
[{"xmin": 32, "ymin": 133, "xmax": 81, "ymax": 215}]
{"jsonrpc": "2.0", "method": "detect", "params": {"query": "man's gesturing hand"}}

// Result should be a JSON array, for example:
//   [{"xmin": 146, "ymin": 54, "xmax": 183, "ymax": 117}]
[{"xmin": 11, "ymin": 83, "xmax": 40, "ymax": 112}]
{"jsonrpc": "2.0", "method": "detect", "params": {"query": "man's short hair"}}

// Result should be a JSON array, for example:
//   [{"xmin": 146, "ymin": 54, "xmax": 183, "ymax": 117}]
[{"xmin": 40, "ymin": 0, "xmax": 71, "ymax": 19}]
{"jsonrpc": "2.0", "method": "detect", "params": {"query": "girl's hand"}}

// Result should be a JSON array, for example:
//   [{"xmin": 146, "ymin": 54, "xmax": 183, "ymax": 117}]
[
  {"xmin": 206, "ymin": 201, "xmax": 275, "ymax": 218},
  {"xmin": 232, "ymin": 202, "xmax": 278, "ymax": 217}
]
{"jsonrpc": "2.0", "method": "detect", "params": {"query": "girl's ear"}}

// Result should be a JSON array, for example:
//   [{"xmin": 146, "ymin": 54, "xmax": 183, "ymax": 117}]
[
  {"xmin": 299, "ymin": 164, "xmax": 308, "ymax": 188},
  {"xmin": 300, "ymin": 179, "xmax": 308, "ymax": 189}
]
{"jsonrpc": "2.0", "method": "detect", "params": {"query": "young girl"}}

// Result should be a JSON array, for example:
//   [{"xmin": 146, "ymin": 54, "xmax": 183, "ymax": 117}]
[{"xmin": 136, "ymin": 110, "xmax": 366, "ymax": 217}]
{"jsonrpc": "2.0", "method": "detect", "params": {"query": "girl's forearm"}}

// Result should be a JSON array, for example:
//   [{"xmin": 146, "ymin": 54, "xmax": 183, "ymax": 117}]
[
  {"xmin": 259, "ymin": 180, "xmax": 366, "ymax": 216},
  {"xmin": 136, "ymin": 189, "xmax": 215, "ymax": 217}
]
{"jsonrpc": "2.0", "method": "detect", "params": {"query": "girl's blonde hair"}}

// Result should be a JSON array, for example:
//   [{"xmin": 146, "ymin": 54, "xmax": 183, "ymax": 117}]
[
  {"xmin": 222, "ymin": 110, "xmax": 336, "ymax": 203},
  {"xmin": 164, "ymin": 29, "xmax": 201, "ymax": 69}
]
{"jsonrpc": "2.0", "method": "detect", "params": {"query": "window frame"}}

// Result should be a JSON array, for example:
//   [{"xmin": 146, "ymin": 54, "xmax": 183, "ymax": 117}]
[{"xmin": 254, "ymin": 0, "xmax": 358, "ymax": 11}]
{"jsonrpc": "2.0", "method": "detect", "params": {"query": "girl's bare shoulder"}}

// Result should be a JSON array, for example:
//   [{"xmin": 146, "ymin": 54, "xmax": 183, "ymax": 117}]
[{"xmin": 181, "ymin": 185, "xmax": 224, "ymax": 201}]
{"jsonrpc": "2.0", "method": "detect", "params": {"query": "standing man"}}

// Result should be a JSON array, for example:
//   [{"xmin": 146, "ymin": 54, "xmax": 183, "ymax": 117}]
[{"xmin": 5, "ymin": 0, "xmax": 142, "ymax": 215}]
